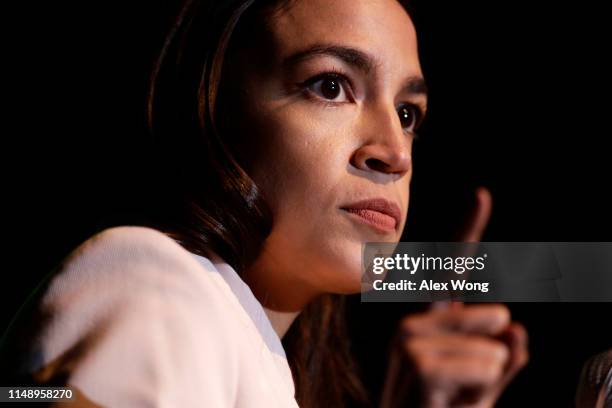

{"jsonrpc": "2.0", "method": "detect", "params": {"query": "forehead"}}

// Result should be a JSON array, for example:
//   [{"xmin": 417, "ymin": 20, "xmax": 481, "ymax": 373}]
[{"xmin": 265, "ymin": 0, "xmax": 421, "ymax": 74}]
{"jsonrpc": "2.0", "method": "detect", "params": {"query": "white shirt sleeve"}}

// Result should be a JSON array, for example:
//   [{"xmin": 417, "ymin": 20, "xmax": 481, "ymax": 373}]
[{"xmin": 27, "ymin": 227, "xmax": 241, "ymax": 408}]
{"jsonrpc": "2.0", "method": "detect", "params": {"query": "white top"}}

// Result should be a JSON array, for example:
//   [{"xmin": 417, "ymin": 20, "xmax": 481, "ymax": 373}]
[{"xmin": 20, "ymin": 226, "xmax": 299, "ymax": 407}]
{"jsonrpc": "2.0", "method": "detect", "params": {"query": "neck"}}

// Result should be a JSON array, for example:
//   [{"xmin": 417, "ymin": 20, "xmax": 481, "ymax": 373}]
[
  {"xmin": 208, "ymin": 251, "xmax": 302, "ymax": 338},
  {"xmin": 263, "ymin": 307, "xmax": 301, "ymax": 338},
  {"xmin": 241, "ymin": 252, "xmax": 321, "ymax": 313},
  {"xmin": 240, "ymin": 248, "xmax": 322, "ymax": 337}
]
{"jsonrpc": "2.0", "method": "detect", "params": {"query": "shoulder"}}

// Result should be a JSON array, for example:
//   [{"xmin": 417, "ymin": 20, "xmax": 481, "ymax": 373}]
[
  {"xmin": 44, "ymin": 226, "xmax": 220, "ymax": 311},
  {"xmin": 7, "ymin": 226, "xmax": 246, "ymax": 405},
  {"xmin": 21, "ymin": 227, "xmax": 241, "ymax": 404},
  {"xmin": 3, "ymin": 226, "xmax": 301, "ymax": 406},
  {"xmin": 52, "ymin": 225, "xmax": 201, "ymax": 287},
  {"xmin": 40, "ymin": 225, "xmax": 236, "ymax": 339}
]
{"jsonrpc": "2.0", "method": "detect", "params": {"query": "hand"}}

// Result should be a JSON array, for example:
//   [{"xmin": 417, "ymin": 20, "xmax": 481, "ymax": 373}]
[
  {"xmin": 380, "ymin": 188, "xmax": 529, "ymax": 408},
  {"xmin": 397, "ymin": 302, "xmax": 528, "ymax": 408}
]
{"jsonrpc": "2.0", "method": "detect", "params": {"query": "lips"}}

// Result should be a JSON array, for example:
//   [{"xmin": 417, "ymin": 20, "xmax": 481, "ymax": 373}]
[{"xmin": 340, "ymin": 198, "xmax": 402, "ymax": 233}]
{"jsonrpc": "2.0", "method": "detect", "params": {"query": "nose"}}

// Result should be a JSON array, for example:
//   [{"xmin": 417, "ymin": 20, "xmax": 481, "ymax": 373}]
[{"xmin": 350, "ymin": 104, "xmax": 413, "ymax": 176}]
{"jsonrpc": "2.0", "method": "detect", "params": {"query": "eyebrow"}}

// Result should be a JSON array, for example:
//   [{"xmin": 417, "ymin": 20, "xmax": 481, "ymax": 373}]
[{"xmin": 283, "ymin": 43, "xmax": 428, "ymax": 97}]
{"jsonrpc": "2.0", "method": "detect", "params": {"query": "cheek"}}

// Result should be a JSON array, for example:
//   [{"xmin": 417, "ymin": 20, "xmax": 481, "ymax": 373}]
[
  {"xmin": 397, "ymin": 176, "xmax": 411, "ymax": 232},
  {"xmin": 250, "ymin": 107, "xmax": 352, "ymax": 218},
  {"xmin": 249, "ymin": 107, "xmax": 366, "ymax": 290}
]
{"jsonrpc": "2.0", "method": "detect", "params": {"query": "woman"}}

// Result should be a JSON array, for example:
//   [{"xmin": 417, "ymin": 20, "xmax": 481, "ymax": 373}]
[{"xmin": 1, "ymin": 0, "xmax": 528, "ymax": 406}]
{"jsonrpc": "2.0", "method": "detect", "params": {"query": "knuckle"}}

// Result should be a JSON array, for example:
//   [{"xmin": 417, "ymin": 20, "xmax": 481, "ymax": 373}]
[
  {"xmin": 483, "ymin": 358, "xmax": 504, "ymax": 383},
  {"xmin": 400, "ymin": 314, "xmax": 422, "ymax": 335},
  {"xmin": 489, "ymin": 340, "xmax": 510, "ymax": 362},
  {"xmin": 492, "ymin": 304, "xmax": 511, "ymax": 326},
  {"xmin": 465, "ymin": 336, "xmax": 508, "ymax": 362}
]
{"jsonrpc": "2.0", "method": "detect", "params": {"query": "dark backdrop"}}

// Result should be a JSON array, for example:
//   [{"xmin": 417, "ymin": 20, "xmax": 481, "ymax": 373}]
[{"xmin": 4, "ymin": 1, "xmax": 611, "ymax": 407}]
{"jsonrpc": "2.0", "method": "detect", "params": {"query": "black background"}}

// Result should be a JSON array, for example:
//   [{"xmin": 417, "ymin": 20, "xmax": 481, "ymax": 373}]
[{"xmin": 4, "ymin": 0, "xmax": 611, "ymax": 406}]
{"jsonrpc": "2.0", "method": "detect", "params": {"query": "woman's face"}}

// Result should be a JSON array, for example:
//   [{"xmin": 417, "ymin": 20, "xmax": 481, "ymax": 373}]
[{"xmin": 234, "ymin": 0, "xmax": 427, "ymax": 309}]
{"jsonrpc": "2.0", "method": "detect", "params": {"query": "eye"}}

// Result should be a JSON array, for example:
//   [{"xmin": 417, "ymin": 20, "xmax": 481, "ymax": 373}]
[
  {"xmin": 303, "ymin": 73, "xmax": 351, "ymax": 103},
  {"xmin": 396, "ymin": 103, "xmax": 422, "ymax": 133}
]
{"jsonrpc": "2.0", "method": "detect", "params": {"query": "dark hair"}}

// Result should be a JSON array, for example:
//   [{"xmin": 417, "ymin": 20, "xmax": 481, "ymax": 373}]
[
  {"xmin": 147, "ymin": 0, "xmax": 274, "ymax": 272},
  {"xmin": 145, "ymin": 0, "xmax": 419, "ymax": 406}
]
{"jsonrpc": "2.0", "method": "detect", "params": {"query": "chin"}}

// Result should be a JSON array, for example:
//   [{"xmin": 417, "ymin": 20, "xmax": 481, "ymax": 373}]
[{"xmin": 322, "ymin": 240, "xmax": 365, "ymax": 294}]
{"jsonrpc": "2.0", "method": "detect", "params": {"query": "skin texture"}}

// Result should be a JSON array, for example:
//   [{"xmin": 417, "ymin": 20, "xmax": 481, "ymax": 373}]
[
  {"xmin": 227, "ymin": 0, "xmax": 529, "ymax": 406},
  {"xmin": 237, "ymin": 0, "xmax": 423, "ymax": 310}
]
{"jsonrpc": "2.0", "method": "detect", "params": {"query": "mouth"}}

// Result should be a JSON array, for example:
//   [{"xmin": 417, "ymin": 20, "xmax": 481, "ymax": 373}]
[{"xmin": 340, "ymin": 198, "xmax": 402, "ymax": 234}]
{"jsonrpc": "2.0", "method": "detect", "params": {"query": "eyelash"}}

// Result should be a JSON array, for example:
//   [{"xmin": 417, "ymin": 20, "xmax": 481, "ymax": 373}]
[
  {"xmin": 299, "ymin": 70, "xmax": 426, "ymax": 140},
  {"xmin": 299, "ymin": 68, "xmax": 355, "ymax": 105},
  {"xmin": 398, "ymin": 103, "xmax": 425, "ymax": 141}
]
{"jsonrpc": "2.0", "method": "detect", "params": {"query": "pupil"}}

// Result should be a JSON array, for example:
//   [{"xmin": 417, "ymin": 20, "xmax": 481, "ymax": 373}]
[
  {"xmin": 399, "ymin": 106, "xmax": 414, "ymax": 129},
  {"xmin": 322, "ymin": 78, "xmax": 340, "ymax": 99}
]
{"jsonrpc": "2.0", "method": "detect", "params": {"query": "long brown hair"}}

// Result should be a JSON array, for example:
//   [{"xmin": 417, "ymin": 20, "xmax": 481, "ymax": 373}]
[{"xmin": 145, "ymin": 0, "xmax": 402, "ymax": 406}]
